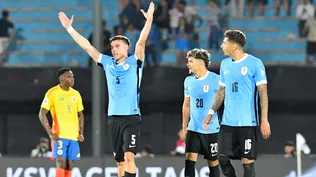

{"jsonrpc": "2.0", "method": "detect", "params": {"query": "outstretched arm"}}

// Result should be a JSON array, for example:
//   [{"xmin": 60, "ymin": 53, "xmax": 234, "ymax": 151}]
[
  {"xmin": 58, "ymin": 12, "xmax": 101, "ymax": 63},
  {"xmin": 135, "ymin": 2, "xmax": 155, "ymax": 61}
]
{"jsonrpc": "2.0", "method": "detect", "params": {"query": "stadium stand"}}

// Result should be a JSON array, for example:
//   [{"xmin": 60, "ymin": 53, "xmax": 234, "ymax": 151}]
[{"xmin": 1, "ymin": 0, "xmax": 313, "ymax": 67}]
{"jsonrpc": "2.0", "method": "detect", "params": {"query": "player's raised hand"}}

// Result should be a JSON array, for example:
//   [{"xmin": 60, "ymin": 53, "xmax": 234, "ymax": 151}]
[
  {"xmin": 261, "ymin": 120, "xmax": 271, "ymax": 139},
  {"xmin": 78, "ymin": 134, "xmax": 84, "ymax": 142},
  {"xmin": 203, "ymin": 114, "xmax": 213, "ymax": 131},
  {"xmin": 58, "ymin": 12, "xmax": 74, "ymax": 29},
  {"xmin": 140, "ymin": 2, "xmax": 155, "ymax": 21}
]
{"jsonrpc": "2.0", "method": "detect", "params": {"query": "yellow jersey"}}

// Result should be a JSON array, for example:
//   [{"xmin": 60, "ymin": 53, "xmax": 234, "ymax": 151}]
[{"xmin": 41, "ymin": 85, "xmax": 84, "ymax": 141}]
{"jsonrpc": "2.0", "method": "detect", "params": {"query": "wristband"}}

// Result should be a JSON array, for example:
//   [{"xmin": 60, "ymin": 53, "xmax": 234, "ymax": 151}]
[
  {"xmin": 208, "ymin": 109, "xmax": 215, "ymax": 115},
  {"xmin": 66, "ymin": 26, "xmax": 74, "ymax": 33}
]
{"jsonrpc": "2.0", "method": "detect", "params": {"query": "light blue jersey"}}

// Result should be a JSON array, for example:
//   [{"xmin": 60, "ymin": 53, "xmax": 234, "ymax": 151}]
[
  {"xmin": 184, "ymin": 71, "xmax": 220, "ymax": 134},
  {"xmin": 219, "ymin": 54, "xmax": 267, "ymax": 127},
  {"xmin": 99, "ymin": 54, "xmax": 144, "ymax": 116}
]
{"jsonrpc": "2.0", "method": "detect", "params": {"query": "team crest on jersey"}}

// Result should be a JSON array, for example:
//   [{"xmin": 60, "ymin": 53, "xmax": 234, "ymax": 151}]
[
  {"xmin": 203, "ymin": 85, "xmax": 209, "ymax": 93},
  {"xmin": 241, "ymin": 67, "xmax": 248, "ymax": 75},
  {"xmin": 72, "ymin": 96, "xmax": 76, "ymax": 103},
  {"xmin": 123, "ymin": 64, "xmax": 130, "ymax": 70}
]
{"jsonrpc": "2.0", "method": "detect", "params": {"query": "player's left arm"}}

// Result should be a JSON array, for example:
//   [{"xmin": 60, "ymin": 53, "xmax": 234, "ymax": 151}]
[
  {"xmin": 257, "ymin": 84, "xmax": 268, "ymax": 121},
  {"xmin": 134, "ymin": 2, "xmax": 155, "ymax": 62},
  {"xmin": 77, "ymin": 92, "xmax": 85, "ymax": 141},
  {"xmin": 78, "ymin": 111, "xmax": 84, "ymax": 136},
  {"xmin": 255, "ymin": 59, "xmax": 271, "ymax": 139}
]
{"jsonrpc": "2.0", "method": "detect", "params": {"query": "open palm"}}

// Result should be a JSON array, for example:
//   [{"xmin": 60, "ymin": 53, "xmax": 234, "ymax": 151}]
[
  {"xmin": 58, "ymin": 12, "xmax": 74, "ymax": 29},
  {"xmin": 140, "ymin": 2, "xmax": 155, "ymax": 21}
]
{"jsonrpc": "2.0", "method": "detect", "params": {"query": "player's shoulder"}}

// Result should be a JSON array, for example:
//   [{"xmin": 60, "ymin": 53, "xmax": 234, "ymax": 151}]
[
  {"xmin": 69, "ymin": 87, "xmax": 81, "ymax": 95},
  {"xmin": 127, "ymin": 54, "xmax": 137, "ymax": 60},
  {"xmin": 220, "ymin": 57, "xmax": 233, "ymax": 65},
  {"xmin": 184, "ymin": 75, "xmax": 195, "ymax": 84},
  {"xmin": 246, "ymin": 54, "xmax": 263, "ymax": 64},
  {"xmin": 46, "ymin": 85, "xmax": 59, "ymax": 96},
  {"xmin": 207, "ymin": 71, "xmax": 220, "ymax": 81},
  {"xmin": 208, "ymin": 71, "xmax": 219, "ymax": 77}
]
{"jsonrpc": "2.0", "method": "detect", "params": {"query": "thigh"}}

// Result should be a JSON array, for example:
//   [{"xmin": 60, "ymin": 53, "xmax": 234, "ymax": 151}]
[
  {"xmin": 218, "ymin": 125, "xmax": 240, "ymax": 159},
  {"xmin": 185, "ymin": 131, "xmax": 201, "ymax": 154},
  {"xmin": 67, "ymin": 140, "xmax": 80, "ymax": 160},
  {"xmin": 200, "ymin": 133, "xmax": 219, "ymax": 161},
  {"xmin": 108, "ymin": 117, "xmax": 125, "ymax": 162},
  {"xmin": 122, "ymin": 116, "xmax": 141, "ymax": 154},
  {"xmin": 238, "ymin": 126, "xmax": 258, "ymax": 160},
  {"xmin": 52, "ymin": 138, "xmax": 69, "ymax": 159}
]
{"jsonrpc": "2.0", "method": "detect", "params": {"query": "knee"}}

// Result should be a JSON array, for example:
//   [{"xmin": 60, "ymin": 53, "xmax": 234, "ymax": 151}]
[
  {"xmin": 117, "ymin": 161, "xmax": 125, "ymax": 168},
  {"xmin": 207, "ymin": 160, "xmax": 219, "ymax": 167},
  {"xmin": 66, "ymin": 160, "xmax": 74, "ymax": 170},
  {"xmin": 124, "ymin": 152, "xmax": 135, "ymax": 164},
  {"xmin": 56, "ymin": 158, "xmax": 67, "ymax": 169},
  {"xmin": 242, "ymin": 158, "xmax": 255, "ymax": 164},
  {"xmin": 218, "ymin": 155, "xmax": 230, "ymax": 166},
  {"xmin": 185, "ymin": 153, "xmax": 198, "ymax": 161}
]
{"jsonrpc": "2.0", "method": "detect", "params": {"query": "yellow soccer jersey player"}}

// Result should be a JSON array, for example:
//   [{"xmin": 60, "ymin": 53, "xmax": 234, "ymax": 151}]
[{"xmin": 39, "ymin": 68, "xmax": 84, "ymax": 177}]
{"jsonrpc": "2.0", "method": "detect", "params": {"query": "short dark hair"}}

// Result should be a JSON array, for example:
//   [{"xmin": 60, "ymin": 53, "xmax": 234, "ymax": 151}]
[
  {"xmin": 186, "ymin": 48, "xmax": 211, "ymax": 67},
  {"xmin": 2, "ymin": 10, "xmax": 9, "ymax": 17},
  {"xmin": 110, "ymin": 35, "xmax": 130, "ymax": 46},
  {"xmin": 224, "ymin": 30, "xmax": 246, "ymax": 47},
  {"xmin": 56, "ymin": 68, "xmax": 71, "ymax": 78}
]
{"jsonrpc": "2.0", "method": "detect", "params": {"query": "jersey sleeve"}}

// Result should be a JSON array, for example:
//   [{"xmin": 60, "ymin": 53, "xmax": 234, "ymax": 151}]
[
  {"xmin": 219, "ymin": 61, "xmax": 225, "ymax": 87},
  {"xmin": 40, "ymin": 91, "xmax": 53, "ymax": 110},
  {"xmin": 184, "ymin": 77, "xmax": 190, "ymax": 97},
  {"xmin": 254, "ymin": 59, "xmax": 267, "ymax": 86},
  {"xmin": 76, "ymin": 92, "xmax": 84, "ymax": 112},
  {"xmin": 97, "ymin": 54, "xmax": 112, "ymax": 69}
]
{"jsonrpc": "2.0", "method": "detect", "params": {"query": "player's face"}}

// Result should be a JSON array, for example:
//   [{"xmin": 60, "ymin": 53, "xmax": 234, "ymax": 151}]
[
  {"xmin": 111, "ymin": 40, "xmax": 129, "ymax": 61},
  {"xmin": 62, "ymin": 71, "xmax": 74, "ymax": 87},
  {"xmin": 187, "ymin": 56, "xmax": 202, "ymax": 74},
  {"xmin": 221, "ymin": 37, "xmax": 234, "ymax": 56}
]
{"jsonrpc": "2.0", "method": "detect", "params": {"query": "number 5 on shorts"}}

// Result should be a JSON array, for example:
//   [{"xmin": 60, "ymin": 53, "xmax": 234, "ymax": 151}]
[{"xmin": 129, "ymin": 134, "xmax": 136, "ymax": 148}]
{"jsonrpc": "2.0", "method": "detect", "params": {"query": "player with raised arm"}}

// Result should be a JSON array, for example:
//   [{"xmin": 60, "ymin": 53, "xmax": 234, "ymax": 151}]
[
  {"xmin": 203, "ymin": 30, "xmax": 271, "ymax": 177},
  {"xmin": 39, "ymin": 68, "xmax": 84, "ymax": 177},
  {"xmin": 58, "ymin": 2, "xmax": 154, "ymax": 177},
  {"xmin": 183, "ymin": 49, "xmax": 220, "ymax": 177}
]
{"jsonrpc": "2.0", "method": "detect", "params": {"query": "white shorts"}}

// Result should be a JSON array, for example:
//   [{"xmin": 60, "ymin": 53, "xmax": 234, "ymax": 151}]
[
  {"xmin": 0, "ymin": 37, "xmax": 9, "ymax": 61},
  {"xmin": 0, "ymin": 37, "xmax": 9, "ymax": 53}
]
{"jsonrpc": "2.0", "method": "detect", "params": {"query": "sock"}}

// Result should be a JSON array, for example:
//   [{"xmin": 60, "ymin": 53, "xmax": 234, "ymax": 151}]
[
  {"xmin": 243, "ymin": 162, "xmax": 255, "ymax": 177},
  {"xmin": 219, "ymin": 155, "xmax": 236, "ymax": 177},
  {"xmin": 184, "ymin": 160, "xmax": 196, "ymax": 177},
  {"xmin": 125, "ymin": 171, "xmax": 136, "ymax": 177},
  {"xmin": 64, "ymin": 170, "xmax": 72, "ymax": 177},
  {"xmin": 209, "ymin": 165, "xmax": 220, "ymax": 177},
  {"xmin": 56, "ymin": 168, "xmax": 65, "ymax": 177}
]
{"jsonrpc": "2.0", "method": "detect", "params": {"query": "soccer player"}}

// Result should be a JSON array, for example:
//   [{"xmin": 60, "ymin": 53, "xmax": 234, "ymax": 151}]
[
  {"xmin": 203, "ymin": 30, "xmax": 271, "ymax": 177},
  {"xmin": 58, "ymin": 2, "xmax": 155, "ymax": 177},
  {"xmin": 39, "ymin": 68, "xmax": 84, "ymax": 177},
  {"xmin": 182, "ymin": 48, "xmax": 220, "ymax": 177}
]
